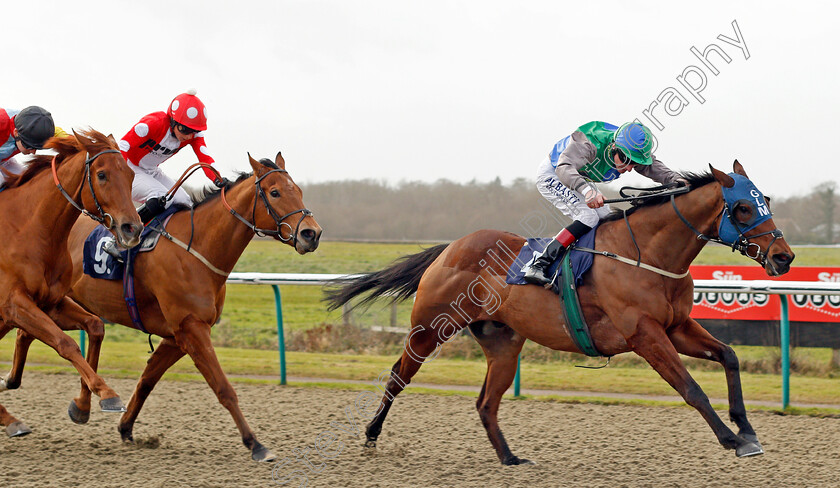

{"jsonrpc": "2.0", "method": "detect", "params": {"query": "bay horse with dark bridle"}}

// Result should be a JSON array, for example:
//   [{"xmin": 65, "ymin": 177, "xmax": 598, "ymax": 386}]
[
  {"xmin": 325, "ymin": 162, "xmax": 794, "ymax": 464},
  {"xmin": 2, "ymin": 152, "xmax": 320, "ymax": 461},
  {"xmin": 0, "ymin": 130, "xmax": 142, "ymax": 437}
]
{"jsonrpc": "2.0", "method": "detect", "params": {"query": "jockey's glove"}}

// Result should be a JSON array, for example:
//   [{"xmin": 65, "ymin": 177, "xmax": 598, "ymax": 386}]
[
  {"xmin": 214, "ymin": 176, "xmax": 234, "ymax": 189},
  {"xmin": 146, "ymin": 196, "xmax": 167, "ymax": 214}
]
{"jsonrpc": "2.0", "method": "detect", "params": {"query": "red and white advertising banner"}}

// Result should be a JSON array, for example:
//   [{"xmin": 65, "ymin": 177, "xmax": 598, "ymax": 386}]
[{"xmin": 691, "ymin": 266, "xmax": 840, "ymax": 322}]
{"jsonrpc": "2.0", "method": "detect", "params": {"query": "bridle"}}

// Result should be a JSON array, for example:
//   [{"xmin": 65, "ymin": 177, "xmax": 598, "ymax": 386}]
[
  {"xmin": 52, "ymin": 149, "xmax": 119, "ymax": 229},
  {"xmin": 670, "ymin": 192, "xmax": 783, "ymax": 267},
  {"xmin": 221, "ymin": 168, "xmax": 313, "ymax": 247}
]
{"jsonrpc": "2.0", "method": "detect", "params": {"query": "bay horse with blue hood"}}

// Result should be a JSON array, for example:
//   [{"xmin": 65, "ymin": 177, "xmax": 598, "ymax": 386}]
[{"xmin": 325, "ymin": 161, "xmax": 794, "ymax": 465}]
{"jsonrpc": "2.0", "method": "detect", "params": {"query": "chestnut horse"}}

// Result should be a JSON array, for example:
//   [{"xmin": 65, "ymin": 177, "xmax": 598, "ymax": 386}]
[
  {"xmin": 0, "ymin": 130, "xmax": 142, "ymax": 437},
  {"xmin": 325, "ymin": 162, "xmax": 794, "ymax": 465},
  {"xmin": 3, "ymin": 152, "xmax": 321, "ymax": 461}
]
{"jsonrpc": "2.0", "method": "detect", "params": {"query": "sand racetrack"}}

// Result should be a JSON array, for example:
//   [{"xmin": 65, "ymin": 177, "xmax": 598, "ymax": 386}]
[{"xmin": 1, "ymin": 371, "xmax": 839, "ymax": 488}]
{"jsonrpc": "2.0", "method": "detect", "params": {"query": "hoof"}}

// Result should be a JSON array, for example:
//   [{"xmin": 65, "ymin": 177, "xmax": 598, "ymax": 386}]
[
  {"xmin": 364, "ymin": 438, "xmax": 377, "ymax": 448},
  {"xmin": 6, "ymin": 421, "xmax": 32, "ymax": 438},
  {"xmin": 99, "ymin": 396, "xmax": 126, "ymax": 413},
  {"xmin": 0, "ymin": 377, "xmax": 7, "ymax": 392},
  {"xmin": 736, "ymin": 442, "xmax": 764, "ymax": 458},
  {"xmin": 251, "ymin": 441, "xmax": 277, "ymax": 462},
  {"xmin": 503, "ymin": 456, "xmax": 536, "ymax": 466},
  {"xmin": 68, "ymin": 400, "xmax": 91, "ymax": 424},
  {"xmin": 741, "ymin": 433, "xmax": 763, "ymax": 451},
  {"xmin": 118, "ymin": 425, "xmax": 134, "ymax": 443}
]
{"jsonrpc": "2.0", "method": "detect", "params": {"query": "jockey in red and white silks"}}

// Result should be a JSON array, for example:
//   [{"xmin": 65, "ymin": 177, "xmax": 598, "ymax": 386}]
[{"xmin": 117, "ymin": 90, "xmax": 226, "ymax": 212}]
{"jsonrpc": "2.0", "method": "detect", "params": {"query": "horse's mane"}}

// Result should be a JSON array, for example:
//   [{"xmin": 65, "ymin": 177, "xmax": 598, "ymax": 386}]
[
  {"xmin": 601, "ymin": 171, "xmax": 716, "ymax": 222},
  {"xmin": 192, "ymin": 158, "xmax": 282, "ymax": 207},
  {"xmin": 3, "ymin": 129, "xmax": 116, "ymax": 189},
  {"xmin": 192, "ymin": 172, "xmax": 252, "ymax": 207}
]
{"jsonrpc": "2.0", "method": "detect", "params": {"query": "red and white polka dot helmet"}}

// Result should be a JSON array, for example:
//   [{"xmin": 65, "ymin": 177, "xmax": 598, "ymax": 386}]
[{"xmin": 167, "ymin": 89, "xmax": 207, "ymax": 131}]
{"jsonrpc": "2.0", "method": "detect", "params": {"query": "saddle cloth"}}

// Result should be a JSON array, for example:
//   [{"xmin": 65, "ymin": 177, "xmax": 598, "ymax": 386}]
[
  {"xmin": 82, "ymin": 206, "xmax": 180, "ymax": 280},
  {"xmin": 505, "ymin": 224, "xmax": 598, "ymax": 288}
]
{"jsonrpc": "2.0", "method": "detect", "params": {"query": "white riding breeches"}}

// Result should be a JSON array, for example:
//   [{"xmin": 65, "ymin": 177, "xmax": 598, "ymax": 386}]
[
  {"xmin": 536, "ymin": 156, "xmax": 611, "ymax": 228},
  {"xmin": 0, "ymin": 158, "xmax": 26, "ymax": 188},
  {"xmin": 129, "ymin": 164, "xmax": 192, "ymax": 208}
]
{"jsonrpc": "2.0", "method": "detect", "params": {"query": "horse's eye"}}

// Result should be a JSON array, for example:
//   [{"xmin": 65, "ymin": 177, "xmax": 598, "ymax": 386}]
[
  {"xmin": 270, "ymin": 189, "xmax": 280, "ymax": 198},
  {"xmin": 97, "ymin": 171, "xmax": 106, "ymax": 181},
  {"xmin": 735, "ymin": 204, "xmax": 752, "ymax": 220}
]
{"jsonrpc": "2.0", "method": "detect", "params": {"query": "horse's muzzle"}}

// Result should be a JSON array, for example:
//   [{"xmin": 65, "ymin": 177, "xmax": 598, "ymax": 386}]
[
  {"xmin": 295, "ymin": 227, "xmax": 321, "ymax": 254},
  {"xmin": 117, "ymin": 221, "xmax": 143, "ymax": 249},
  {"xmin": 766, "ymin": 252, "xmax": 794, "ymax": 276}
]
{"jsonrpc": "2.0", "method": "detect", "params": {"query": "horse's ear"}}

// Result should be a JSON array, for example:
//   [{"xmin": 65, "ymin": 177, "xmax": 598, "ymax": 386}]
[
  {"xmin": 275, "ymin": 151, "xmax": 285, "ymax": 170},
  {"xmin": 72, "ymin": 129, "xmax": 93, "ymax": 151},
  {"xmin": 106, "ymin": 134, "xmax": 117, "ymax": 146},
  {"xmin": 710, "ymin": 164, "xmax": 735, "ymax": 188},
  {"xmin": 247, "ymin": 152, "xmax": 264, "ymax": 175},
  {"xmin": 732, "ymin": 159, "xmax": 749, "ymax": 179}
]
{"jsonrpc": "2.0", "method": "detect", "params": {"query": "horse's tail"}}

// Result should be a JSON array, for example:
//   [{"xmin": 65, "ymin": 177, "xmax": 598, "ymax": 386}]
[{"xmin": 323, "ymin": 244, "xmax": 449, "ymax": 311}]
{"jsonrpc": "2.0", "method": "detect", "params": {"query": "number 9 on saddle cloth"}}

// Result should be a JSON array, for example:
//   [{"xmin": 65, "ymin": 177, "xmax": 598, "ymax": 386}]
[{"xmin": 82, "ymin": 205, "xmax": 180, "ymax": 280}]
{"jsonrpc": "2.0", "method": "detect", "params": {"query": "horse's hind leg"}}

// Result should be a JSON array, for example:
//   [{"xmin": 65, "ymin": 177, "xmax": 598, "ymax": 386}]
[
  {"xmin": 118, "ymin": 337, "xmax": 185, "ymax": 443},
  {"xmin": 469, "ymin": 321, "xmax": 530, "ymax": 465},
  {"xmin": 365, "ymin": 321, "xmax": 446, "ymax": 447},
  {"xmin": 668, "ymin": 318, "xmax": 759, "ymax": 445},
  {"xmin": 628, "ymin": 318, "xmax": 762, "ymax": 457}
]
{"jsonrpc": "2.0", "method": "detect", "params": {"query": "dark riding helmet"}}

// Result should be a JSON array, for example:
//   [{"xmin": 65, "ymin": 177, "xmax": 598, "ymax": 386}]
[{"xmin": 14, "ymin": 106, "xmax": 55, "ymax": 150}]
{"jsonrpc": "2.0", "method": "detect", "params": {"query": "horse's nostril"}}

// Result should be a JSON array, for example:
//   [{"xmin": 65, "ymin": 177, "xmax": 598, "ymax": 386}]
[
  {"xmin": 300, "ymin": 229, "xmax": 316, "ymax": 241},
  {"xmin": 121, "ymin": 223, "xmax": 140, "ymax": 238},
  {"xmin": 773, "ymin": 253, "xmax": 793, "ymax": 267}
]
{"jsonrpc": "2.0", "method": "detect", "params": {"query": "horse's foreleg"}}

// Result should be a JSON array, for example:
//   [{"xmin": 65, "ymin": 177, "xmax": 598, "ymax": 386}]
[
  {"xmin": 469, "ymin": 322, "xmax": 530, "ymax": 465},
  {"xmin": 4, "ymin": 290, "xmax": 122, "ymax": 411},
  {"xmin": 118, "ymin": 337, "xmax": 185, "ymax": 443},
  {"xmin": 365, "ymin": 321, "xmax": 444, "ymax": 448},
  {"xmin": 667, "ymin": 318, "xmax": 758, "ymax": 445},
  {"xmin": 0, "ymin": 321, "xmax": 32, "ymax": 437},
  {"xmin": 0, "ymin": 320, "xmax": 16, "ymax": 391},
  {"xmin": 48, "ymin": 297, "xmax": 108, "ymax": 423},
  {"xmin": 0, "ymin": 401, "xmax": 31, "ymax": 437},
  {"xmin": 628, "ymin": 318, "xmax": 762, "ymax": 457},
  {"xmin": 0, "ymin": 329, "xmax": 36, "ymax": 392},
  {"xmin": 174, "ymin": 317, "xmax": 275, "ymax": 462}
]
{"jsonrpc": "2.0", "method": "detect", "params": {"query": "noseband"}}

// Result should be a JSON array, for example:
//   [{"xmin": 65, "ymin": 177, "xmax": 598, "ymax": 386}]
[
  {"xmin": 671, "ymin": 194, "xmax": 783, "ymax": 267},
  {"xmin": 221, "ymin": 169, "xmax": 313, "ymax": 247},
  {"xmin": 52, "ymin": 150, "xmax": 119, "ymax": 229}
]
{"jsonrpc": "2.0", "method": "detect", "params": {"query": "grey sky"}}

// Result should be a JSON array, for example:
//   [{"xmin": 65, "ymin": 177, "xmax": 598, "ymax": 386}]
[{"xmin": 4, "ymin": 1, "xmax": 837, "ymax": 197}]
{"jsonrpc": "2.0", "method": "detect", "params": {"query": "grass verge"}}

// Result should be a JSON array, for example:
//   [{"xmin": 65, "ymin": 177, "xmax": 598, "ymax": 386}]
[{"xmin": 3, "ymin": 339, "xmax": 840, "ymax": 413}]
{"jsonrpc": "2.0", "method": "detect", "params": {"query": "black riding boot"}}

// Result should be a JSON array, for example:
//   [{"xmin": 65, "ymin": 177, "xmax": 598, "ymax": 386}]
[
  {"xmin": 137, "ymin": 196, "xmax": 167, "ymax": 224},
  {"xmin": 523, "ymin": 239, "xmax": 567, "ymax": 285}
]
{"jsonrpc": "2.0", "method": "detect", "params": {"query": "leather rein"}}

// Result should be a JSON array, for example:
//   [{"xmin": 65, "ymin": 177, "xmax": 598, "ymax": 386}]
[
  {"xmin": 51, "ymin": 149, "xmax": 119, "ymax": 229},
  {"xmin": 164, "ymin": 162, "xmax": 312, "ymax": 246},
  {"xmin": 602, "ymin": 182, "xmax": 783, "ymax": 271},
  {"xmin": 220, "ymin": 168, "xmax": 313, "ymax": 247}
]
